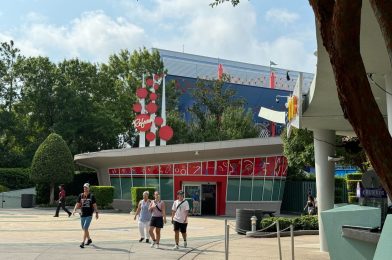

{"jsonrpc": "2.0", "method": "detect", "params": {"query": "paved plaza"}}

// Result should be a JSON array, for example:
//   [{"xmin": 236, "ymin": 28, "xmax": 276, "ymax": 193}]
[{"xmin": 0, "ymin": 208, "xmax": 329, "ymax": 260}]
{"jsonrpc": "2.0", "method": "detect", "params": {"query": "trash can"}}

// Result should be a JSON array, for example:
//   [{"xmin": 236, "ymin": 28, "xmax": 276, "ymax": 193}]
[
  {"xmin": 235, "ymin": 209, "xmax": 264, "ymax": 235},
  {"xmin": 21, "ymin": 194, "xmax": 34, "ymax": 208}
]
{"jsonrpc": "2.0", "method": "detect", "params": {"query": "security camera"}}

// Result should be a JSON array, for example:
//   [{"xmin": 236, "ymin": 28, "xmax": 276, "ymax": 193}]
[{"xmin": 275, "ymin": 97, "xmax": 280, "ymax": 103}]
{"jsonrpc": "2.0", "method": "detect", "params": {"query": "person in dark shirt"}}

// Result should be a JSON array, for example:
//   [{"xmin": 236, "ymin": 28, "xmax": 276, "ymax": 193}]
[
  {"xmin": 54, "ymin": 184, "xmax": 72, "ymax": 217},
  {"xmin": 72, "ymin": 183, "xmax": 99, "ymax": 248}
]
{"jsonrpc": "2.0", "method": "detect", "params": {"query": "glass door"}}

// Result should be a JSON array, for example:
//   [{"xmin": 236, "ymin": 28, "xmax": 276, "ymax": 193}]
[{"xmin": 183, "ymin": 185, "xmax": 201, "ymax": 216}]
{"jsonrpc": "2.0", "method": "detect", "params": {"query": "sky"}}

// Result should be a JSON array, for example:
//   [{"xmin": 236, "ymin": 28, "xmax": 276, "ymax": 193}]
[{"xmin": 0, "ymin": 0, "xmax": 317, "ymax": 73}]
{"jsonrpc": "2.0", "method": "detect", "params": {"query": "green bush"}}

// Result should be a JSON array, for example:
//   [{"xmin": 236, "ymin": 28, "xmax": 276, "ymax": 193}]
[
  {"xmin": 0, "ymin": 184, "xmax": 9, "ymax": 192},
  {"xmin": 261, "ymin": 215, "xmax": 319, "ymax": 232},
  {"xmin": 348, "ymin": 196, "xmax": 358, "ymax": 204},
  {"xmin": 346, "ymin": 173, "xmax": 363, "ymax": 181},
  {"xmin": 131, "ymin": 187, "xmax": 156, "ymax": 211},
  {"xmin": 0, "ymin": 168, "xmax": 33, "ymax": 190},
  {"xmin": 347, "ymin": 180, "xmax": 361, "ymax": 192},
  {"xmin": 65, "ymin": 195, "xmax": 78, "ymax": 206},
  {"xmin": 90, "ymin": 186, "xmax": 114, "ymax": 208}
]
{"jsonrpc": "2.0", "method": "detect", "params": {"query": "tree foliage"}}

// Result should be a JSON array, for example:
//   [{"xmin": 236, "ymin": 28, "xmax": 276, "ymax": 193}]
[{"xmin": 30, "ymin": 133, "xmax": 74, "ymax": 203}]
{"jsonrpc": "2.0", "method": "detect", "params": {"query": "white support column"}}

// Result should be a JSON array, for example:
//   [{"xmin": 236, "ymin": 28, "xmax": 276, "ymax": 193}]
[
  {"xmin": 385, "ymin": 72, "xmax": 392, "ymax": 205},
  {"xmin": 313, "ymin": 129, "xmax": 335, "ymax": 252}
]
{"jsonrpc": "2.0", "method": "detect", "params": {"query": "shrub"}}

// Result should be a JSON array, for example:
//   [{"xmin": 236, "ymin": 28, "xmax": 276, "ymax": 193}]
[
  {"xmin": 65, "ymin": 195, "xmax": 78, "ymax": 206},
  {"xmin": 30, "ymin": 133, "xmax": 74, "ymax": 203},
  {"xmin": 261, "ymin": 215, "xmax": 319, "ymax": 232},
  {"xmin": 347, "ymin": 180, "xmax": 361, "ymax": 192},
  {"xmin": 346, "ymin": 173, "xmax": 363, "ymax": 181},
  {"xmin": 90, "ymin": 186, "xmax": 114, "ymax": 208},
  {"xmin": 0, "ymin": 168, "xmax": 33, "ymax": 190},
  {"xmin": 348, "ymin": 196, "xmax": 358, "ymax": 204},
  {"xmin": 131, "ymin": 187, "xmax": 156, "ymax": 211},
  {"xmin": 0, "ymin": 184, "xmax": 9, "ymax": 192}
]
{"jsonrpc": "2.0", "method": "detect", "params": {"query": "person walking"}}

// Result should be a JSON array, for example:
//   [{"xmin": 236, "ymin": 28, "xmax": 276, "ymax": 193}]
[
  {"xmin": 171, "ymin": 190, "xmax": 190, "ymax": 250},
  {"xmin": 304, "ymin": 195, "xmax": 316, "ymax": 215},
  {"xmin": 149, "ymin": 191, "xmax": 166, "ymax": 249},
  {"xmin": 54, "ymin": 184, "xmax": 72, "ymax": 217},
  {"xmin": 134, "ymin": 191, "xmax": 151, "ymax": 243},
  {"xmin": 72, "ymin": 183, "xmax": 99, "ymax": 248}
]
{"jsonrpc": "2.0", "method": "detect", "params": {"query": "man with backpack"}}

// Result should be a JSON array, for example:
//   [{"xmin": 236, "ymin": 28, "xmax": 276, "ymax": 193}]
[{"xmin": 171, "ymin": 190, "xmax": 189, "ymax": 250}]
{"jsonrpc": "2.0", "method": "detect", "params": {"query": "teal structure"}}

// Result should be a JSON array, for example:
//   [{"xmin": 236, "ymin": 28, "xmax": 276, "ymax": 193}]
[
  {"xmin": 374, "ymin": 215, "xmax": 392, "ymax": 260},
  {"xmin": 321, "ymin": 205, "xmax": 380, "ymax": 260}
]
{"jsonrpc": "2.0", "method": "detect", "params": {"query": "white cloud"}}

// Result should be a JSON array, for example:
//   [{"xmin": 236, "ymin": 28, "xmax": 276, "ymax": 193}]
[
  {"xmin": 265, "ymin": 8, "xmax": 299, "ymax": 25},
  {"xmin": 9, "ymin": 10, "xmax": 149, "ymax": 62}
]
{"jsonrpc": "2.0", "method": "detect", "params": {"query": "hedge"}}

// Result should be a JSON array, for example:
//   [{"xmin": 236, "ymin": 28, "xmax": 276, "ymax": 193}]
[
  {"xmin": 0, "ymin": 184, "xmax": 9, "ymax": 192},
  {"xmin": 131, "ymin": 187, "xmax": 156, "ymax": 211},
  {"xmin": 347, "ymin": 180, "xmax": 361, "ymax": 193},
  {"xmin": 346, "ymin": 173, "xmax": 363, "ymax": 181},
  {"xmin": 90, "ymin": 186, "xmax": 114, "ymax": 208},
  {"xmin": 0, "ymin": 168, "xmax": 33, "ymax": 190},
  {"xmin": 35, "ymin": 171, "xmax": 98, "ymax": 205},
  {"xmin": 261, "ymin": 215, "xmax": 318, "ymax": 232}
]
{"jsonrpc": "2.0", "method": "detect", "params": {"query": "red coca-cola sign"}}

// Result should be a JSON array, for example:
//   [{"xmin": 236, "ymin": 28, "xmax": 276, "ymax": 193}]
[{"xmin": 133, "ymin": 114, "xmax": 152, "ymax": 132}]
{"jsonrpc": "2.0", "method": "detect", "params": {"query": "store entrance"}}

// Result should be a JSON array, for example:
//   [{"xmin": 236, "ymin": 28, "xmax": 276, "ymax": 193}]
[{"xmin": 201, "ymin": 184, "xmax": 216, "ymax": 215}]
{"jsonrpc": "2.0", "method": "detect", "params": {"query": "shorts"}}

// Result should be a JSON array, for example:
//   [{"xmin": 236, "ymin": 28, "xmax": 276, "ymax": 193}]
[
  {"xmin": 81, "ymin": 216, "xmax": 93, "ymax": 230},
  {"xmin": 150, "ymin": 216, "xmax": 164, "ymax": 228},
  {"xmin": 173, "ymin": 221, "xmax": 188, "ymax": 233}
]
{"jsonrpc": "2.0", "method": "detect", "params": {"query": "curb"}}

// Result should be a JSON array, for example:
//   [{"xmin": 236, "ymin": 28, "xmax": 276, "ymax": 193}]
[{"xmin": 246, "ymin": 230, "xmax": 319, "ymax": 238}]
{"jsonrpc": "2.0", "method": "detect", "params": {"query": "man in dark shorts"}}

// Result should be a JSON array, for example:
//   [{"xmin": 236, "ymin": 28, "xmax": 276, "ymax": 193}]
[
  {"xmin": 171, "ymin": 190, "xmax": 189, "ymax": 250},
  {"xmin": 72, "ymin": 183, "xmax": 99, "ymax": 248}
]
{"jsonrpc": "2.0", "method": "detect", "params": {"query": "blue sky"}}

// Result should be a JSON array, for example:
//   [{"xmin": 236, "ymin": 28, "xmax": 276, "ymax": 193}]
[{"xmin": 0, "ymin": 0, "xmax": 317, "ymax": 72}]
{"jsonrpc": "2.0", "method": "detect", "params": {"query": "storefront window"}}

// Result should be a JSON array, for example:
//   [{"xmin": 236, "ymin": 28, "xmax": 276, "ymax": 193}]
[
  {"xmin": 262, "ymin": 180, "xmax": 273, "ymax": 201},
  {"xmin": 227, "ymin": 178, "xmax": 240, "ymax": 201},
  {"xmin": 160, "ymin": 177, "xmax": 173, "ymax": 200},
  {"xmin": 240, "ymin": 178, "xmax": 252, "ymax": 201},
  {"xmin": 146, "ymin": 177, "xmax": 159, "ymax": 190},
  {"xmin": 279, "ymin": 180, "xmax": 286, "ymax": 200},
  {"xmin": 121, "ymin": 178, "xmax": 132, "ymax": 200},
  {"xmin": 272, "ymin": 179, "xmax": 282, "ymax": 201},
  {"xmin": 133, "ymin": 177, "xmax": 145, "ymax": 189},
  {"xmin": 111, "ymin": 177, "xmax": 121, "ymax": 199},
  {"xmin": 252, "ymin": 179, "xmax": 263, "ymax": 201}
]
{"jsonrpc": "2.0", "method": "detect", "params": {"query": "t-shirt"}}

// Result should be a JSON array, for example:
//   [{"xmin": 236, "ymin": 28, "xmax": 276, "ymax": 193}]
[
  {"xmin": 77, "ymin": 193, "xmax": 97, "ymax": 217},
  {"xmin": 172, "ymin": 199, "xmax": 190, "ymax": 223},
  {"xmin": 59, "ymin": 190, "xmax": 66, "ymax": 201}
]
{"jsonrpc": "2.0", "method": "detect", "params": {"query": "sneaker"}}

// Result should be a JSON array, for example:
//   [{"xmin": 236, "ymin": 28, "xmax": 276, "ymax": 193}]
[
  {"xmin": 80, "ymin": 243, "xmax": 85, "ymax": 248},
  {"xmin": 68, "ymin": 212, "xmax": 72, "ymax": 217},
  {"xmin": 150, "ymin": 241, "xmax": 155, "ymax": 248},
  {"xmin": 139, "ymin": 238, "xmax": 144, "ymax": 243},
  {"xmin": 172, "ymin": 245, "xmax": 179, "ymax": 250},
  {"xmin": 86, "ymin": 239, "xmax": 92, "ymax": 245},
  {"xmin": 155, "ymin": 243, "xmax": 160, "ymax": 249},
  {"xmin": 184, "ymin": 241, "xmax": 187, "ymax": 248},
  {"xmin": 146, "ymin": 239, "xmax": 149, "ymax": 243},
  {"xmin": 53, "ymin": 215, "xmax": 59, "ymax": 217}
]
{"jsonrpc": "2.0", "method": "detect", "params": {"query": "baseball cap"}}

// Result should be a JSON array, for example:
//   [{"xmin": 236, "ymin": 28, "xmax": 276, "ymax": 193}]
[
  {"xmin": 177, "ymin": 190, "xmax": 184, "ymax": 195},
  {"xmin": 83, "ymin": 183, "xmax": 90, "ymax": 189}
]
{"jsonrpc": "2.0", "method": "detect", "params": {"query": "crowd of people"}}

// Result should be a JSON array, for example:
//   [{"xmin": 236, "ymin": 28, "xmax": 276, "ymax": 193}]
[{"xmin": 54, "ymin": 184, "xmax": 189, "ymax": 250}]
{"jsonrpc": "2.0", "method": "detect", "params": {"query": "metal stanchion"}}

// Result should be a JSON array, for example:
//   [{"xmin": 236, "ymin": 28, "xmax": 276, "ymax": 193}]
[
  {"xmin": 290, "ymin": 224, "xmax": 295, "ymax": 260},
  {"xmin": 225, "ymin": 219, "xmax": 227, "ymax": 259},
  {"xmin": 276, "ymin": 221, "xmax": 282, "ymax": 260},
  {"xmin": 226, "ymin": 223, "xmax": 230, "ymax": 260}
]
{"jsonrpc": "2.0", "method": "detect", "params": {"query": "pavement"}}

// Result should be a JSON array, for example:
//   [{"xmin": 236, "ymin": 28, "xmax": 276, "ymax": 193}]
[{"xmin": 0, "ymin": 208, "xmax": 330, "ymax": 260}]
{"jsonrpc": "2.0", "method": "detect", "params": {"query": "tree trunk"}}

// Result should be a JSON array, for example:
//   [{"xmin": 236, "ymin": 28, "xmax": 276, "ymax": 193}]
[
  {"xmin": 309, "ymin": 0, "xmax": 392, "ymax": 197},
  {"xmin": 50, "ymin": 183, "xmax": 55, "ymax": 205}
]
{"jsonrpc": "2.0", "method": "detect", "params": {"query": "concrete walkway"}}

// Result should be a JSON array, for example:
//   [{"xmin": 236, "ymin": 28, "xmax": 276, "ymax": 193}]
[{"xmin": 0, "ymin": 208, "xmax": 330, "ymax": 259}]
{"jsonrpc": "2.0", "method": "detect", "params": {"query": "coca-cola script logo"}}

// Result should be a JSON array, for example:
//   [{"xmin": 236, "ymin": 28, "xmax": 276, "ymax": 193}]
[{"xmin": 133, "ymin": 114, "xmax": 152, "ymax": 132}]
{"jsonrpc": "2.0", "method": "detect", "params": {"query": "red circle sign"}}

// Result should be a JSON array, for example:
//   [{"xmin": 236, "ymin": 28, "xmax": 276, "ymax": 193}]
[
  {"xmin": 154, "ymin": 74, "xmax": 160, "ymax": 81},
  {"xmin": 133, "ymin": 114, "xmax": 152, "ymax": 132},
  {"xmin": 146, "ymin": 78, "xmax": 153, "ymax": 86},
  {"xmin": 146, "ymin": 132, "xmax": 156, "ymax": 142},
  {"xmin": 146, "ymin": 102, "xmax": 158, "ymax": 114},
  {"xmin": 153, "ymin": 83, "xmax": 159, "ymax": 90},
  {"xmin": 154, "ymin": 116, "xmax": 163, "ymax": 126},
  {"xmin": 133, "ymin": 103, "xmax": 142, "ymax": 113},
  {"xmin": 149, "ymin": 93, "xmax": 157, "ymax": 101},
  {"xmin": 159, "ymin": 126, "xmax": 174, "ymax": 141},
  {"xmin": 136, "ymin": 88, "xmax": 148, "ymax": 99}
]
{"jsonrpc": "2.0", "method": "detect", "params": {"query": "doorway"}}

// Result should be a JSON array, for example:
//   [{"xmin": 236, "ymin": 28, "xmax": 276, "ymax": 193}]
[{"xmin": 201, "ymin": 184, "xmax": 216, "ymax": 215}]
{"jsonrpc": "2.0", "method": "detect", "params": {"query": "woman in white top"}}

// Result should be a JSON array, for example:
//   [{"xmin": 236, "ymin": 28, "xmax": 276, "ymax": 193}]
[
  {"xmin": 134, "ymin": 191, "xmax": 151, "ymax": 243},
  {"xmin": 148, "ymin": 191, "xmax": 166, "ymax": 249}
]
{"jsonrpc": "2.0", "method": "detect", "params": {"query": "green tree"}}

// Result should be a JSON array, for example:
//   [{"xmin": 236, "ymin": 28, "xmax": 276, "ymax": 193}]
[{"xmin": 30, "ymin": 133, "xmax": 74, "ymax": 204}]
